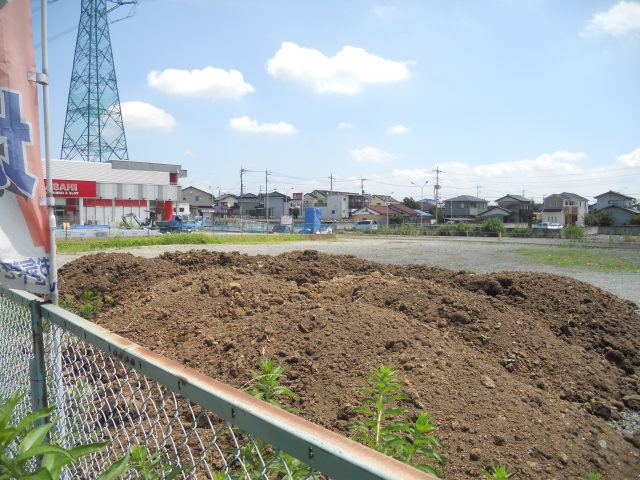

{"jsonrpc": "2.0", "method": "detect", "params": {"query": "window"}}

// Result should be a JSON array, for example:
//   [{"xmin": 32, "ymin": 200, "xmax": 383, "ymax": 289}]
[
  {"xmin": 195, "ymin": 195, "xmax": 201, "ymax": 201},
  {"xmin": 458, "ymin": 202, "xmax": 466, "ymax": 208},
  {"xmin": 331, "ymin": 210, "xmax": 336, "ymax": 214}
]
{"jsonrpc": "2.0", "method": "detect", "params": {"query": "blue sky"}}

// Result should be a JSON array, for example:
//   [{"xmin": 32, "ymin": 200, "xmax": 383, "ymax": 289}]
[{"xmin": 33, "ymin": 0, "xmax": 640, "ymax": 204}]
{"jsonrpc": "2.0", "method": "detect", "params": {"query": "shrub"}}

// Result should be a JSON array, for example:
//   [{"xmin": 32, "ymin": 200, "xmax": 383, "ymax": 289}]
[
  {"xmin": 437, "ymin": 224, "xmax": 453, "ymax": 236},
  {"xmin": 629, "ymin": 214, "xmax": 640, "ymax": 226},
  {"xmin": 563, "ymin": 224, "xmax": 585, "ymax": 240},
  {"xmin": 455, "ymin": 222, "xmax": 474, "ymax": 236},
  {"xmin": 481, "ymin": 218, "xmax": 505, "ymax": 234}
]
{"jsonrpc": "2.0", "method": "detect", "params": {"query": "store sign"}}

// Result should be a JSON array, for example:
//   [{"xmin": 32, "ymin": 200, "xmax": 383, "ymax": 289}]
[
  {"xmin": 292, "ymin": 192, "xmax": 303, "ymax": 201},
  {"xmin": 50, "ymin": 179, "xmax": 97, "ymax": 198}
]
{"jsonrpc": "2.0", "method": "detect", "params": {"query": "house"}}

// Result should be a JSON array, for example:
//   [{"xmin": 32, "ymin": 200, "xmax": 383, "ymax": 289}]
[
  {"xmin": 182, "ymin": 186, "xmax": 214, "ymax": 217},
  {"xmin": 541, "ymin": 192, "xmax": 588, "ymax": 226},
  {"xmin": 477, "ymin": 206, "xmax": 512, "ymax": 221},
  {"xmin": 495, "ymin": 194, "xmax": 535, "ymax": 223},
  {"xmin": 590, "ymin": 191, "xmax": 638, "ymax": 226},
  {"xmin": 369, "ymin": 194, "xmax": 399, "ymax": 206},
  {"xmin": 304, "ymin": 190, "xmax": 369, "ymax": 220},
  {"xmin": 593, "ymin": 191, "xmax": 636, "ymax": 211},
  {"xmin": 256, "ymin": 191, "xmax": 290, "ymax": 219},
  {"xmin": 442, "ymin": 195, "xmax": 488, "ymax": 221},
  {"xmin": 352, "ymin": 204, "xmax": 419, "ymax": 226}
]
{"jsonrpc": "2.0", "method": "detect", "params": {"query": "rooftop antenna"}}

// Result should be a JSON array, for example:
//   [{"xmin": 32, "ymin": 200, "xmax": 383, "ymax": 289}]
[{"xmin": 60, "ymin": 0, "xmax": 137, "ymax": 162}]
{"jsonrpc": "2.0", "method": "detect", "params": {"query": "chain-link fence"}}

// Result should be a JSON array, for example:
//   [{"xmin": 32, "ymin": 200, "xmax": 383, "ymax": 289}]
[{"xmin": 0, "ymin": 287, "xmax": 433, "ymax": 480}]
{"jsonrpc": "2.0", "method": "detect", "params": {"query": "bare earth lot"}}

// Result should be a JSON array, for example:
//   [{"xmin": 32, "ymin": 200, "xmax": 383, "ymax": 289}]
[{"xmin": 58, "ymin": 237, "xmax": 640, "ymax": 479}]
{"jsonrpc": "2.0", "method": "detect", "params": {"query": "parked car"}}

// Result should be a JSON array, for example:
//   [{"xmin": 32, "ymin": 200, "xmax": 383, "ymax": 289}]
[
  {"xmin": 533, "ymin": 222, "xmax": 562, "ymax": 230},
  {"xmin": 353, "ymin": 220, "xmax": 379, "ymax": 230}
]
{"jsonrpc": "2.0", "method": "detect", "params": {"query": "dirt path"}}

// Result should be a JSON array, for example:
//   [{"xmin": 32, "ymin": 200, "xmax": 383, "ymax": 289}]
[{"xmin": 59, "ymin": 247, "xmax": 640, "ymax": 480}]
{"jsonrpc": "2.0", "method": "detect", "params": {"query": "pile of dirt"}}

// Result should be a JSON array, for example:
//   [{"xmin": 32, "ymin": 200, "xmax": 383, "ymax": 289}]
[{"xmin": 59, "ymin": 250, "xmax": 640, "ymax": 479}]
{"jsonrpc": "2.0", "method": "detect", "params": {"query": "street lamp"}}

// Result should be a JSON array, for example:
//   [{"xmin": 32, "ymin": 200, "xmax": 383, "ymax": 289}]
[{"xmin": 411, "ymin": 180, "xmax": 429, "ymax": 228}]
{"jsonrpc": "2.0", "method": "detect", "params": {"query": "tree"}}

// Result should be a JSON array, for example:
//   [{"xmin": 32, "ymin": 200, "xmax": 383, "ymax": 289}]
[
  {"xmin": 389, "ymin": 214, "xmax": 403, "ymax": 225},
  {"xmin": 292, "ymin": 207, "xmax": 300, "ymax": 218},
  {"xmin": 481, "ymin": 217, "xmax": 505, "ymax": 234},
  {"xmin": 403, "ymin": 197, "xmax": 419, "ymax": 209},
  {"xmin": 629, "ymin": 214, "xmax": 640, "ymax": 226},
  {"xmin": 428, "ymin": 208, "xmax": 444, "ymax": 223}
]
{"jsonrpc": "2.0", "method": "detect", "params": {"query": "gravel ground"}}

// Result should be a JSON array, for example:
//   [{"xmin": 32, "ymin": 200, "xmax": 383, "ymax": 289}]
[{"xmin": 58, "ymin": 235, "xmax": 640, "ymax": 306}]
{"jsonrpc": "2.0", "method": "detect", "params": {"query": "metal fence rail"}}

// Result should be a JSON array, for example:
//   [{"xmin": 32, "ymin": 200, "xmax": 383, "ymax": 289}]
[{"xmin": 0, "ymin": 286, "xmax": 434, "ymax": 480}]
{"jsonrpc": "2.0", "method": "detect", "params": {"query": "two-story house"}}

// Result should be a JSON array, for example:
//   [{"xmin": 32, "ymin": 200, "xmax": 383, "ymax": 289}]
[
  {"xmin": 304, "ymin": 190, "xmax": 369, "ymax": 220},
  {"xmin": 442, "ymin": 195, "xmax": 488, "ymax": 221},
  {"xmin": 495, "ymin": 194, "xmax": 534, "ymax": 223},
  {"xmin": 541, "ymin": 192, "xmax": 588, "ymax": 226},
  {"xmin": 182, "ymin": 186, "xmax": 213, "ymax": 218},
  {"xmin": 592, "ymin": 191, "xmax": 638, "ymax": 226}
]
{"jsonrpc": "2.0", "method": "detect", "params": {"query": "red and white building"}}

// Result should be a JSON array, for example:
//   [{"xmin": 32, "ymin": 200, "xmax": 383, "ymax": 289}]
[{"xmin": 45, "ymin": 159, "xmax": 186, "ymax": 226}]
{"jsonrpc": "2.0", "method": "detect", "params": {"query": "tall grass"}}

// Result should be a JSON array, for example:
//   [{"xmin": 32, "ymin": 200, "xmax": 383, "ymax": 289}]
[{"xmin": 57, "ymin": 233, "xmax": 333, "ymax": 253}]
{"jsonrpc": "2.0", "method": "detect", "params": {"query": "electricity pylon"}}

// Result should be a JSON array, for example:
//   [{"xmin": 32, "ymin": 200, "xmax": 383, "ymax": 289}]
[{"xmin": 60, "ymin": 0, "xmax": 135, "ymax": 162}]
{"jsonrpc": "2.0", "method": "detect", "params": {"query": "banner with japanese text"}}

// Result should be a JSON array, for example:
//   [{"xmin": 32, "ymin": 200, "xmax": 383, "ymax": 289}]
[{"xmin": 0, "ymin": 0, "xmax": 52, "ymax": 294}]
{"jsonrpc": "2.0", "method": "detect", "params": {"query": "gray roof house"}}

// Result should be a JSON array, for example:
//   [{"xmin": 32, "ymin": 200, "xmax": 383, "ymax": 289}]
[
  {"xmin": 442, "ymin": 195, "xmax": 488, "ymax": 220},
  {"xmin": 592, "ymin": 191, "xmax": 638, "ymax": 226},
  {"xmin": 495, "ymin": 194, "xmax": 535, "ymax": 223},
  {"xmin": 182, "ymin": 186, "xmax": 214, "ymax": 217}
]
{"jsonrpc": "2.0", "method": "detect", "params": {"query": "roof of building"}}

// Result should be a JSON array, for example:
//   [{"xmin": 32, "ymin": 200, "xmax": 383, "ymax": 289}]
[
  {"xmin": 594, "ymin": 190, "xmax": 636, "ymax": 201},
  {"xmin": 444, "ymin": 195, "xmax": 487, "ymax": 202},
  {"xmin": 389, "ymin": 204, "xmax": 419, "ymax": 215},
  {"xmin": 478, "ymin": 206, "xmax": 512, "ymax": 217},
  {"xmin": 373, "ymin": 194, "xmax": 400, "ymax": 203},
  {"xmin": 599, "ymin": 205, "xmax": 640, "ymax": 214},
  {"xmin": 182, "ymin": 186, "xmax": 210, "ymax": 195},
  {"xmin": 495, "ymin": 194, "xmax": 533, "ymax": 203}
]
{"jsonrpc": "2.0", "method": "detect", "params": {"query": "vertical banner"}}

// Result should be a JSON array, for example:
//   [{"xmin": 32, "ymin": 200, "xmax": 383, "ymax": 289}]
[{"xmin": 0, "ymin": 0, "xmax": 52, "ymax": 294}]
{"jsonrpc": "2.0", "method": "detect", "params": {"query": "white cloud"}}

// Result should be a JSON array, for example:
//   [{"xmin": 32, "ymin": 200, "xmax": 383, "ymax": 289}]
[
  {"xmin": 386, "ymin": 124, "xmax": 410, "ymax": 135},
  {"xmin": 228, "ymin": 116, "xmax": 298, "ymax": 135},
  {"xmin": 184, "ymin": 149, "xmax": 193, "ymax": 156},
  {"xmin": 374, "ymin": 6, "xmax": 396, "ymax": 17},
  {"xmin": 338, "ymin": 122, "xmax": 356, "ymax": 129},
  {"xmin": 120, "ymin": 101, "xmax": 177, "ymax": 132},
  {"xmin": 147, "ymin": 67, "xmax": 255, "ymax": 100},
  {"xmin": 266, "ymin": 41, "xmax": 411, "ymax": 95},
  {"xmin": 470, "ymin": 151, "xmax": 587, "ymax": 177},
  {"xmin": 616, "ymin": 147, "xmax": 640, "ymax": 167},
  {"xmin": 350, "ymin": 146, "xmax": 398, "ymax": 163},
  {"xmin": 582, "ymin": 1, "xmax": 640, "ymax": 37}
]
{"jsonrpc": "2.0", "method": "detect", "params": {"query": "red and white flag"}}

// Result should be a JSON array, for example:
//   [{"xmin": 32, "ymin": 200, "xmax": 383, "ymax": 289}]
[{"xmin": 0, "ymin": 0, "xmax": 52, "ymax": 294}]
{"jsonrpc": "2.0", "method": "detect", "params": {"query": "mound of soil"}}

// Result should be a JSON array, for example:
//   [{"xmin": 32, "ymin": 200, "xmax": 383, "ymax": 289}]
[{"xmin": 59, "ymin": 250, "xmax": 640, "ymax": 479}]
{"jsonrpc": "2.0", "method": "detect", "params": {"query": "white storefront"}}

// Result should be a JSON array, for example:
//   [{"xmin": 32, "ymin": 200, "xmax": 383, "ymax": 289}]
[{"xmin": 45, "ymin": 159, "xmax": 186, "ymax": 226}]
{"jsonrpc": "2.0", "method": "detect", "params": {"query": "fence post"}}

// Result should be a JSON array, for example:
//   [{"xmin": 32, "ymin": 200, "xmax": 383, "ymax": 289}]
[{"xmin": 29, "ymin": 299, "xmax": 49, "ymax": 426}]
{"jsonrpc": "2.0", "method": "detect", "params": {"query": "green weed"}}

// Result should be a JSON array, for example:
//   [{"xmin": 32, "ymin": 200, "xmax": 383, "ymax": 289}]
[
  {"xmin": 347, "ymin": 365, "xmax": 445, "ymax": 477},
  {"xmin": 224, "ymin": 360, "xmax": 308, "ymax": 479},
  {"xmin": 513, "ymin": 247, "xmax": 640, "ymax": 273},
  {"xmin": 482, "ymin": 464, "xmax": 518, "ymax": 479},
  {"xmin": 581, "ymin": 473, "xmax": 606, "ymax": 480},
  {"xmin": 78, "ymin": 291, "xmax": 102, "ymax": 320}
]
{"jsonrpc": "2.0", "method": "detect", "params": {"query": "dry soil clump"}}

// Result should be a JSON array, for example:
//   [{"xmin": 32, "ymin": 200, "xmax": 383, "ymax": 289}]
[{"xmin": 59, "ymin": 250, "xmax": 640, "ymax": 479}]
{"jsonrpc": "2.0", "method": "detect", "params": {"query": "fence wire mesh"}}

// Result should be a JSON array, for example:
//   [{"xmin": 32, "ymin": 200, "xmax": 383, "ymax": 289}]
[
  {"xmin": 2, "ymin": 287, "xmax": 432, "ymax": 480},
  {"xmin": 0, "ymin": 291, "xmax": 319, "ymax": 479}
]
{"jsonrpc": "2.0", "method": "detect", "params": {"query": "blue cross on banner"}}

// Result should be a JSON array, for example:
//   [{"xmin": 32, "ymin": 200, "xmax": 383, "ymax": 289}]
[{"xmin": 0, "ymin": 88, "xmax": 38, "ymax": 199}]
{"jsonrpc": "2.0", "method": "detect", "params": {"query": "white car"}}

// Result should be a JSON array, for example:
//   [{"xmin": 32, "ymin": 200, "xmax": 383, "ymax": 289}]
[
  {"xmin": 353, "ymin": 220, "xmax": 379, "ymax": 230},
  {"xmin": 533, "ymin": 222, "xmax": 563, "ymax": 230}
]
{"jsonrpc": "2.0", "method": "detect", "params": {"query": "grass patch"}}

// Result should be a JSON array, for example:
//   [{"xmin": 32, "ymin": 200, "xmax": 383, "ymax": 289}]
[
  {"xmin": 57, "ymin": 232, "xmax": 334, "ymax": 253},
  {"xmin": 513, "ymin": 247, "xmax": 640, "ymax": 273}
]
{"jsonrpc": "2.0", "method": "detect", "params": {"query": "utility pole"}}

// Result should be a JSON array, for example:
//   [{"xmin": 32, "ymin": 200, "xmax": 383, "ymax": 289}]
[
  {"xmin": 433, "ymin": 166, "xmax": 443, "ymax": 224},
  {"xmin": 360, "ymin": 177, "xmax": 367, "ymax": 195},
  {"xmin": 265, "ymin": 169, "xmax": 270, "ymax": 232},
  {"xmin": 240, "ymin": 167, "xmax": 246, "ymax": 234},
  {"xmin": 329, "ymin": 172, "xmax": 334, "ymax": 191},
  {"xmin": 411, "ymin": 179, "xmax": 429, "ymax": 228},
  {"xmin": 476, "ymin": 184, "xmax": 481, "ymax": 198}
]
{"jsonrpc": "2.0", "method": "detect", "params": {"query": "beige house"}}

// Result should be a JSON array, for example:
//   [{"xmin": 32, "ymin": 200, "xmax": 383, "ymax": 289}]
[{"xmin": 541, "ymin": 192, "xmax": 588, "ymax": 226}]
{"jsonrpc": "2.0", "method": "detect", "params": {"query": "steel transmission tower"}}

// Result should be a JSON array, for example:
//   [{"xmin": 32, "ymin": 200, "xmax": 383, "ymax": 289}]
[{"xmin": 61, "ymin": 0, "xmax": 135, "ymax": 162}]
